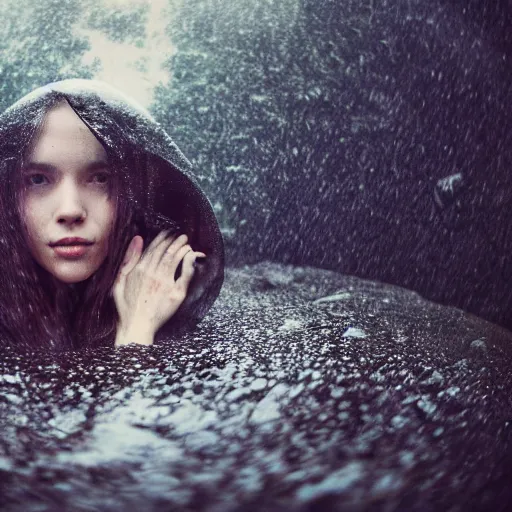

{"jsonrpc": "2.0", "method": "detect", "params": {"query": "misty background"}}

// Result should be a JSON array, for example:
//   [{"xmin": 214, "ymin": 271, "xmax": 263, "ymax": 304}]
[{"xmin": 2, "ymin": 0, "xmax": 512, "ymax": 330}]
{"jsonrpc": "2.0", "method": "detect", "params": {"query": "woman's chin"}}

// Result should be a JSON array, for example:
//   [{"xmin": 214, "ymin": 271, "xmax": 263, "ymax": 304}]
[
  {"xmin": 55, "ymin": 274, "xmax": 92, "ymax": 284},
  {"xmin": 48, "ymin": 265, "xmax": 97, "ymax": 284}
]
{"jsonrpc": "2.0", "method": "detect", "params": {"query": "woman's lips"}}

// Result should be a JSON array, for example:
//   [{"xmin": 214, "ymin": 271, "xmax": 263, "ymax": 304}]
[{"xmin": 52, "ymin": 245, "xmax": 92, "ymax": 258}]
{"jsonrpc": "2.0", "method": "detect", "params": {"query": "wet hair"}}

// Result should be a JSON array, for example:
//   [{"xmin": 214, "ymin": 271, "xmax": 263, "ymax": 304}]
[{"xmin": 0, "ymin": 92, "xmax": 180, "ymax": 352}]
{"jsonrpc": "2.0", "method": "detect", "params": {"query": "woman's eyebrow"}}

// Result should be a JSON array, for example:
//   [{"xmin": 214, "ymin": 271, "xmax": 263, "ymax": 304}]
[
  {"xmin": 21, "ymin": 162, "xmax": 57, "ymax": 173},
  {"xmin": 86, "ymin": 161, "xmax": 111, "ymax": 171},
  {"xmin": 21, "ymin": 161, "xmax": 110, "ymax": 172}
]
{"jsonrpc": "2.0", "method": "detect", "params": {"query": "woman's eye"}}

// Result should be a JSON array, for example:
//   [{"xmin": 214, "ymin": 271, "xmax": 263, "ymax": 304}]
[
  {"xmin": 90, "ymin": 172, "xmax": 110, "ymax": 185},
  {"xmin": 25, "ymin": 174, "xmax": 49, "ymax": 186}
]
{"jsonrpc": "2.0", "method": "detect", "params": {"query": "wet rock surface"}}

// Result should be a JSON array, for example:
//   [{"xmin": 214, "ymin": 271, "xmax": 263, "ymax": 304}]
[{"xmin": 1, "ymin": 262, "xmax": 512, "ymax": 511}]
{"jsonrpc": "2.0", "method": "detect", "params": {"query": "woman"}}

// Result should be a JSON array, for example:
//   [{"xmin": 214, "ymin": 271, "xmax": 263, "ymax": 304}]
[{"xmin": 0, "ymin": 79, "xmax": 224, "ymax": 351}]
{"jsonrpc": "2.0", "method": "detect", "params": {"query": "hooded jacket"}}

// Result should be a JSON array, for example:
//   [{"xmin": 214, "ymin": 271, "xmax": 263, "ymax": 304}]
[{"xmin": 0, "ymin": 79, "xmax": 224, "ymax": 342}]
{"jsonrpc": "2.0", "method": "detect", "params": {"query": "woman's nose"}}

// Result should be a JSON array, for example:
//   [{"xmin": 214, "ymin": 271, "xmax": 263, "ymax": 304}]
[{"xmin": 55, "ymin": 181, "xmax": 87, "ymax": 225}]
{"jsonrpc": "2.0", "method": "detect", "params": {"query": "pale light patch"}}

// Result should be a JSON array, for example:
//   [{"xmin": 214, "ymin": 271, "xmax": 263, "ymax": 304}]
[
  {"xmin": 69, "ymin": 0, "xmax": 174, "ymax": 108},
  {"xmin": 342, "ymin": 327, "xmax": 367, "ymax": 339},
  {"xmin": 313, "ymin": 291, "xmax": 352, "ymax": 304},
  {"xmin": 278, "ymin": 318, "xmax": 303, "ymax": 331}
]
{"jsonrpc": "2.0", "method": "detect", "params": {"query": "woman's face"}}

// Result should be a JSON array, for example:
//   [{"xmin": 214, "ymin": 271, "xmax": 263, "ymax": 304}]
[{"xmin": 20, "ymin": 101, "xmax": 116, "ymax": 284}]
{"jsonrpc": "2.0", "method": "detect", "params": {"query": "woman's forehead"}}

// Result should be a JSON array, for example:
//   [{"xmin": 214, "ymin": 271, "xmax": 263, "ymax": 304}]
[
  {"xmin": 26, "ymin": 102, "xmax": 108, "ymax": 165},
  {"xmin": 41, "ymin": 101, "xmax": 91, "ymax": 133}
]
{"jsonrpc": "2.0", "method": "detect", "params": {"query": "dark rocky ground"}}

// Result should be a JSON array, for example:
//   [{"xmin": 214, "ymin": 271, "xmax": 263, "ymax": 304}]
[{"xmin": 1, "ymin": 262, "xmax": 512, "ymax": 511}]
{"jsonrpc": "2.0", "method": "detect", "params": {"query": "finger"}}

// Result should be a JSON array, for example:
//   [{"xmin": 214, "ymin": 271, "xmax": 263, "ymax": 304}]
[
  {"xmin": 140, "ymin": 230, "xmax": 173, "ymax": 264},
  {"xmin": 121, "ymin": 235, "xmax": 144, "ymax": 276},
  {"xmin": 121, "ymin": 236, "xmax": 139, "ymax": 268},
  {"xmin": 161, "ymin": 243, "xmax": 193, "ymax": 275},
  {"xmin": 149, "ymin": 233, "xmax": 188, "ymax": 266},
  {"xmin": 154, "ymin": 234, "xmax": 189, "ymax": 266},
  {"xmin": 176, "ymin": 251, "xmax": 203, "ymax": 291},
  {"xmin": 113, "ymin": 260, "xmax": 126, "ymax": 299}
]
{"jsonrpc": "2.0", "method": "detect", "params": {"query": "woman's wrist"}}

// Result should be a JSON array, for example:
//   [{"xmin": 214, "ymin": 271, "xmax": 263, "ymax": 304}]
[{"xmin": 115, "ymin": 319, "xmax": 155, "ymax": 346}]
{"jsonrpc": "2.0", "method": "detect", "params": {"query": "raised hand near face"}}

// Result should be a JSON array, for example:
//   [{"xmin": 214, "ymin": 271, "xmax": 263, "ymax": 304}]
[{"xmin": 113, "ymin": 232, "xmax": 206, "ymax": 346}]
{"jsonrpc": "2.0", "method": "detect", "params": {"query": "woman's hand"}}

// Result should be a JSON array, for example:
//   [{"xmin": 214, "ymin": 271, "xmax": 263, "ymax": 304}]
[{"xmin": 113, "ymin": 231, "xmax": 205, "ymax": 346}]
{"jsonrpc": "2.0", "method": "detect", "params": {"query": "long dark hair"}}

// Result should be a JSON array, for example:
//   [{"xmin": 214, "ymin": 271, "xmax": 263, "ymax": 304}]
[{"xmin": 0, "ymin": 92, "xmax": 179, "ymax": 352}]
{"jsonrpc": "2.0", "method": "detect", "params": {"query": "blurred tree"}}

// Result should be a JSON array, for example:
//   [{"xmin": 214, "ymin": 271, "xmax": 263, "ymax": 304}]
[
  {"xmin": 0, "ymin": 0, "xmax": 96, "ymax": 110},
  {"xmin": 85, "ymin": 2, "xmax": 148, "ymax": 46},
  {"xmin": 153, "ymin": 0, "xmax": 397, "ymax": 263},
  {"xmin": 153, "ymin": 0, "xmax": 300, "ymax": 253}
]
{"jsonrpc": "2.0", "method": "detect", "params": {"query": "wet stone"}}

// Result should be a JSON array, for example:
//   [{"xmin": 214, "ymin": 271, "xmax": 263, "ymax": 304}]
[{"xmin": 1, "ymin": 263, "xmax": 512, "ymax": 511}]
